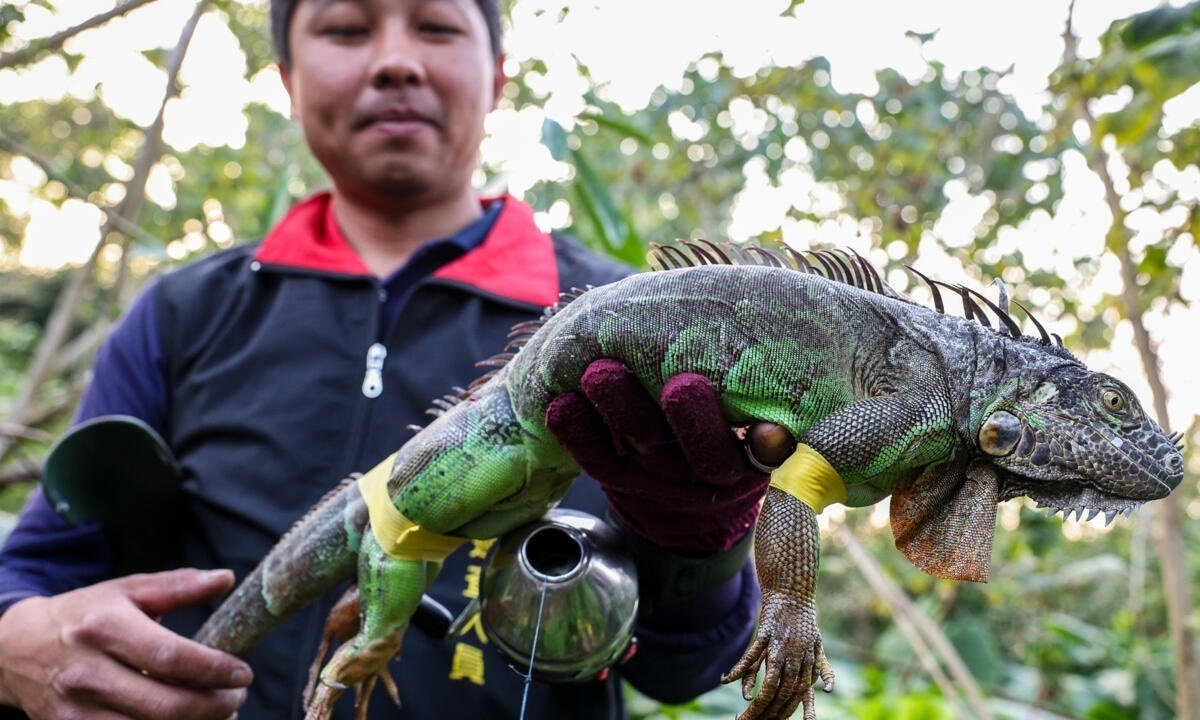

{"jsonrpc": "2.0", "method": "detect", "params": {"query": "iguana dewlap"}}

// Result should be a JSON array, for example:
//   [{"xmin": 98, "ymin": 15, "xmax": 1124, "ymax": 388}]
[{"xmin": 194, "ymin": 245, "xmax": 1184, "ymax": 720}]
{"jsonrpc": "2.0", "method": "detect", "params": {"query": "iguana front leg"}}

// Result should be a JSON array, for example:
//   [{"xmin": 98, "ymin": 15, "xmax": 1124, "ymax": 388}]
[
  {"xmin": 723, "ymin": 486, "xmax": 833, "ymax": 720},
  {"xmin": 725, "ymin": 383, "xmax": 954, "ymax": 719}
]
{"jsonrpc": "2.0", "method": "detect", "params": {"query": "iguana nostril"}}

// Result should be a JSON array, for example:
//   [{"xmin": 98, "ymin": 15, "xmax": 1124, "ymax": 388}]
[{"xmin": 979, "ymin": 410, "xmax": 1022, "ymax": 457}]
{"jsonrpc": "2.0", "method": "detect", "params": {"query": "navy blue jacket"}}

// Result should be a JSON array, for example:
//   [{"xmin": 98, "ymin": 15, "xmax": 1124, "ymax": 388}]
[{"xmin": 0, "ymin": 194, "xmax": 758, "ymax": 719}]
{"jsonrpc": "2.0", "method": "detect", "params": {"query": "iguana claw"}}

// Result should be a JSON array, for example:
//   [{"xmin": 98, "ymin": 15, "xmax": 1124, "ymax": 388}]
[
  {"xmin": 304, "ymin": 672, "xmax": 400, "ymax": 720},
  {"xmin": 721, "ymin": 592, "xmax": 834, "ymax": 720}
]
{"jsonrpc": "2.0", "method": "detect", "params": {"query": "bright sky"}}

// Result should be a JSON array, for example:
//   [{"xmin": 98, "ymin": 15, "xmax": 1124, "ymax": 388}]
[{"xmin": 2, "ymin": 0, "xmax": 1199, "ymax": 447}]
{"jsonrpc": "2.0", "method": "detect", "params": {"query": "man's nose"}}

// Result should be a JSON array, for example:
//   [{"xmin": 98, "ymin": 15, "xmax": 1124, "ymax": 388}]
[{"xmin": 370, "ymin": 25, "xmax": 425, "ymax": 88}]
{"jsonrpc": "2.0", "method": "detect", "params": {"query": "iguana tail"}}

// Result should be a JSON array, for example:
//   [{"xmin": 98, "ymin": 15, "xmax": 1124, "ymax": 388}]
[{"xmin": 194, "ymin": 477, "xmax": 368, "ymax": 655}]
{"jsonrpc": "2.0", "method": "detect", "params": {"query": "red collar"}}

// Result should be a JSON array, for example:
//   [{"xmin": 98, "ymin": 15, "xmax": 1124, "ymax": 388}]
[{"xmin": 254, "ymin": 192, "xmax": 560, "ymax": 307}]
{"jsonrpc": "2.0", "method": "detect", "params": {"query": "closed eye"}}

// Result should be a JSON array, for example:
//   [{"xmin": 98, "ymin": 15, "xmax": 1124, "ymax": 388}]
[
  {"xmin": 322, "ymin": 24, "xmax": 368, "ymax": 39},
  {"xmin": 419, "ymin": 22, "xmax": 461, "ymax": 34}
]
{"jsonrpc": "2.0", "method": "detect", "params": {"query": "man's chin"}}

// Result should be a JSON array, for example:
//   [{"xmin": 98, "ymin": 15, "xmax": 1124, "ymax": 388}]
[{"xmin": 341, "ymin": 173, "xmax": 445, "ymax": 208}]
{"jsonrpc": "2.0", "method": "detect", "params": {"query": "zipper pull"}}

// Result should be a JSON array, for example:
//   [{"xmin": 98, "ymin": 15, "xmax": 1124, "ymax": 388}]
[{"xmin": 362, "ymin": 342, "xmax": 387, "ymax": 399}]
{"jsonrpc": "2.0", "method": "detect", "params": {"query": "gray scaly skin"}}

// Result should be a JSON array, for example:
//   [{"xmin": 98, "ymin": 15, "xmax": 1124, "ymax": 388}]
[{"xmin": 194, "ymin": 245, "xmax": 1185, "ymax": 720}]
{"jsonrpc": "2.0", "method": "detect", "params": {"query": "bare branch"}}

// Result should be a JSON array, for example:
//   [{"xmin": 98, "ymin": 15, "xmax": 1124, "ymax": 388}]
[
  {"xmin": 0, "ymin": 459, "xmax": 41, "ymax": 487},
  {"xmin": 0, "ymin": 422, "xmax": 53, "ymax": 444},
  {"xmin": 0, "ymin": 0, "xmax": 161, "ymax": 70},
  {"xmin": 831, "ymin": 523, "xmax": 994, "ymax": 720},
  {"xmin": 0, "ymin": 133, "xmax": 164, "ymax": 247},
  {"xmin": 53, "ymin": 318, "xmax": 114, "ymax": 376},
  {"xmin": 0, "ymin": 0, "xmax": 211, "ymax": 464},
  {"xmin": 1062, "ymin": 4, "xmax": 1200, "ymax": 718}
]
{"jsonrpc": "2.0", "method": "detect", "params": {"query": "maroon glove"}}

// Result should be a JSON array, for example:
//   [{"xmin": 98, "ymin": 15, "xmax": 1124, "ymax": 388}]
[{"xmin": 545, "ymin": 359, "xmax": 771, "ymax": 557}]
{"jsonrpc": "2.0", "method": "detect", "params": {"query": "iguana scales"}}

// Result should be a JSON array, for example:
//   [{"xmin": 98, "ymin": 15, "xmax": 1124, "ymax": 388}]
[{"xmin": 194, "ymin": 243, "xmax": 1184, "ymax": 720}]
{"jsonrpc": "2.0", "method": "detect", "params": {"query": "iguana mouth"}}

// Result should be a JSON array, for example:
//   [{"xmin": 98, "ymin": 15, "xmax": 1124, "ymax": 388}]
[{"xmin": 1014, "ymin": 483, "xmax": 1144, "ymax": 526}]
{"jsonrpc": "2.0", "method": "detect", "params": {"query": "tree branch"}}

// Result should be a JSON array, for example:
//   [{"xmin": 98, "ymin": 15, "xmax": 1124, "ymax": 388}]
[
  {"xmin": 0, "ymin": 0, "xmax": 211, "ymax": 464},
  {"xmin": 0, "ymin": 0, "xmax": 161, "ymax": 70},
  {"xmin": 0, "ymin": 132, "xmax": 164, "ymax": 247},
  {"xmin": 831, "ymin": 523, "xmax": 994, "ymax": 720},
  {"xmin": 0, "ymin": 422, "xmax": 52, "ymax": 444},
  {"xmin": 0, "ymin": 460, "xmax": 41, "ymax": 488},
  {"xmin": 1061, "ymin": 5, "xmax": 1200, "ymax": 719}
]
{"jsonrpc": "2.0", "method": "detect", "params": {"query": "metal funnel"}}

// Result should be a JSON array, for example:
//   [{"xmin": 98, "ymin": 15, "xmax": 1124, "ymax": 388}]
[{"xmin": 479, "ymin": 509, "xmax": 639, "ymax": 682}]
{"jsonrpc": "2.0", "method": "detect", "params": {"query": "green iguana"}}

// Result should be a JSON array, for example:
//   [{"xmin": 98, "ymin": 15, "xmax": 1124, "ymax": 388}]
[{"xmin": 194, "ymin": 243, "xmax": 1184, "ymax": 720}]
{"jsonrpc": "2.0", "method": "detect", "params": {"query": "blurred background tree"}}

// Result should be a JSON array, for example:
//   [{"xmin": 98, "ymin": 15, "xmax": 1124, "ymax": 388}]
[{"xmin": 0, "ymin": 1, "xmax": 1197, "ymax": 718}]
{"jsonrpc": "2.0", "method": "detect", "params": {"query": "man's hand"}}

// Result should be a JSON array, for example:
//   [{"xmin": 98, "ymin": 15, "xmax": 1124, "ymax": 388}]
[
  {"xmin": 0, "ymin": 569, "xmax": 252, "ymax": 720},
  {"xmin": 546, "ymin": 358, "xmax": 773, "ymax": 557}
]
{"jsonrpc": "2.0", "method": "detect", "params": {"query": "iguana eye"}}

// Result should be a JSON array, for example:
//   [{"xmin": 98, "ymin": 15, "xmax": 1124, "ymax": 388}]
[{"xmin": 1102, "ymin": 389, "xmax": 1125, "ymax": 412}]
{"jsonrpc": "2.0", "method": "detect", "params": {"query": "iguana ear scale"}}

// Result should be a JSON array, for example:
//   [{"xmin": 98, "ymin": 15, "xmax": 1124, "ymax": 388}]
[{"xmin": 889, "ymin": 460, "xmax": 1000, "ymax": 583}]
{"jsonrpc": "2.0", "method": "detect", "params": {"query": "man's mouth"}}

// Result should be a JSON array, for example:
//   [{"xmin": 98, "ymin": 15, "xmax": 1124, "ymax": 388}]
[{"xmin": 354, "ymin": 106, "xmax": 438, "ymax": 132}]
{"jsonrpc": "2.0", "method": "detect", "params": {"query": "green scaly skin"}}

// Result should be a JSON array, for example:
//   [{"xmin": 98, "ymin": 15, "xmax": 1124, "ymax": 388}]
[{"xmin": 194, "ymin": 253, "xmax": 1184, "ymax": 720}]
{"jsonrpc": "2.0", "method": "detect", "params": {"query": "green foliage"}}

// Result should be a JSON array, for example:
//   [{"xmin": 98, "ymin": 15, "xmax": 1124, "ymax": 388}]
[
  {"xmin": 1083, "ymin": 2, "xmax": 1200, "ymax": 153},
  {"xmin": 1051, "ymin": 0, "xmax": 1200, "ymax": 322},
  {"xmin": 0, "ymin": 5, "xmax": 26, "ymax": 47},
  {"xmin": 0, "ymin": 311, "xmax": 41, "ymax": 405},
  {"xmin": 518, "ymin": 47, "xmax": 1063, "ymax": 280},
  {"xmin": 0, "ymin": 0, "xmax": 50, "ymax": 47},
  {"xmin": 213, "ymin": 0, "xmax": 276, "ymax": 76},
  {"xmin": 541, "ymin": 117, "xmax": 645, "ymax": 266},
  {"xmin": 3, "ymin": 97, "xmax": 137, "ymax": 203}
]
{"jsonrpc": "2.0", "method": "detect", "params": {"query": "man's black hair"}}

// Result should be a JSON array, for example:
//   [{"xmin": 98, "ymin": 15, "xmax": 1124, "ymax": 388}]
[{"xmin": 270, "ymin": 0, "xmax": 503, "ymax": 66}]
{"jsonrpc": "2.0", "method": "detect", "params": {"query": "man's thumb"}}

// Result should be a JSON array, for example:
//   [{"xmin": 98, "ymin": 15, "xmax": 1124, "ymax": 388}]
[{"xmin": 117, "ymin": 568, "xmax": 236, "ymax": 616}]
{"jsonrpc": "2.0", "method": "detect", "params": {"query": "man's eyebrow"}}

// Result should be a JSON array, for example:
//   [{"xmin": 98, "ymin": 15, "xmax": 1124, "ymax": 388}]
[{"xmin": 307, "ymin": 0, "xmax": 457, "ymax": 6}]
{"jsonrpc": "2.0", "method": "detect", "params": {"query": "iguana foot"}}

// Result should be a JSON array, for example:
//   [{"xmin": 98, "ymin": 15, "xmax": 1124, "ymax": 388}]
[
  {"xmin": 721, "ymin": 593, "xmax": 834, "ymax": 719},
  {"xmin": 302, "ymin": 587, "xmax": 404, "ymax": 720}
]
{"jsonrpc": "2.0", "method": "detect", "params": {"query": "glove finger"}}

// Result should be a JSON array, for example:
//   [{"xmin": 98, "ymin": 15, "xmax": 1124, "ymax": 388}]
[
  {"xmin": 579, "ymin": 359, "xmax": 688, "ymax": 476},
  {"xmin": 546, "ymin": 391, "xmax": 638, "ymax": 484},
  {"xmin": 660, "ymin": 373, "xmax": 750, "ymax": 485}
]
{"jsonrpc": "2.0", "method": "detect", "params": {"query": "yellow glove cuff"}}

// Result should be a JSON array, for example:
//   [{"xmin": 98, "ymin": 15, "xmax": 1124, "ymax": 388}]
[
  {"xmin": 768, "ymin": 443, "xmax": 847, "ymax": 514},
  {"xmin": 357, "ymin": 452, "xmax": 467, "ymax": 562}
]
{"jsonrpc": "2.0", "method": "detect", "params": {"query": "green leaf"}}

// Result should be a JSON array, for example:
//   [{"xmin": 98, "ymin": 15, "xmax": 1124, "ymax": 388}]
[
  {"xmin": 540, "ymin": 117, "xmax": 644, "ymax": 266},
  {"xmin": 0, "ymin": 4, "xmax": 26, "ymax": 45},
  {"xmin": 1119, "ymin": 1, "xmax": 1200, "ymax": 50},
  {"xmin": 541, "ymin": 116, "xmax": 570, "ymax": 162}
]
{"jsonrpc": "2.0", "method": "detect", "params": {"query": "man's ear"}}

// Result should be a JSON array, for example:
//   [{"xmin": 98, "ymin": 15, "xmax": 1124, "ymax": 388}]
[
  {"xmin": 278, "ymin": 61, "xmax": 299, "ymax": 119},
  {"xmin": 490, "ymin": 54, "xmax": 507, "ymax": 110},
  {"xmin": 278, "ymin": 61, "xmax": 293, "ymax": 96}
]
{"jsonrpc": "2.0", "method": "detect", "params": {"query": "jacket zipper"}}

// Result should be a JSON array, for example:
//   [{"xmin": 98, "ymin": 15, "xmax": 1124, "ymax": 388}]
[{"xmin": 361, "ymin": 342, "xmax": 388, "ymax": 398}]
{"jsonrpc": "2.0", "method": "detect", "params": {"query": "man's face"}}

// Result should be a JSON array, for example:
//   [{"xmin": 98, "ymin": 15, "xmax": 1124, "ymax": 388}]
[{"xmin": 281, "ymin": 0, "xmax": 503, "ymax": 207}]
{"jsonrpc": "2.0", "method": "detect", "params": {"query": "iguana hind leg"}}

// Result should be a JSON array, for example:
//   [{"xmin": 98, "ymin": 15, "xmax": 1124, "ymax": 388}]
[
  {"xmin": 303, "ymin": 586, "xmax": 401, "ymax": 715},
  {"xmin": 305, "ymin": 532, "xmax": 437, "ymax": 720}
]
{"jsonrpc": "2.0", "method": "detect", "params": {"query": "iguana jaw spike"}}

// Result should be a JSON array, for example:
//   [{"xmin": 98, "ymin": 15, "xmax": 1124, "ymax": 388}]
[
  {"xmin": 1017, "ymin": 483, "xmax": 1144, "ymax": 526},
  {"xmin": 1039, "ymin": 497, "xmax": 1140, "ymax": 525}
]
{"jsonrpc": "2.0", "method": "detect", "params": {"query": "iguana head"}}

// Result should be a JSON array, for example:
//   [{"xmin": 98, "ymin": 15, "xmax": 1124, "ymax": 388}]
[
  {"xmin": 892, "ymin": 334, "xmax": 1184, "ymax": 584},
  {"xmin": 977, "ymin": 358, "xmax": 1183, "ymax": 521}
]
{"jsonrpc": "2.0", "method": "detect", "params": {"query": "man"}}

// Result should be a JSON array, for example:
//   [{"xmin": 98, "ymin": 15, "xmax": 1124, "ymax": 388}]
[{"xmin": 0, "ymin": 1, "xmax": 767, "ymax": 717}]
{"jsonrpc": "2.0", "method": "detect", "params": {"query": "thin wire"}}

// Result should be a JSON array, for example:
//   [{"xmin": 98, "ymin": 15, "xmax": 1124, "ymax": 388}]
[{"xmin": 518, "ymin": 582, "xmax": 549, "ymax": 720}]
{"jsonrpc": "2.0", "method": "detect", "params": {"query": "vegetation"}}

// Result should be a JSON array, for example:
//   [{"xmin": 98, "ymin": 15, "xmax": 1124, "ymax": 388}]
[{"xmin": 1, "ymin": 1, "xmax": 1197, "ymax": 718}]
